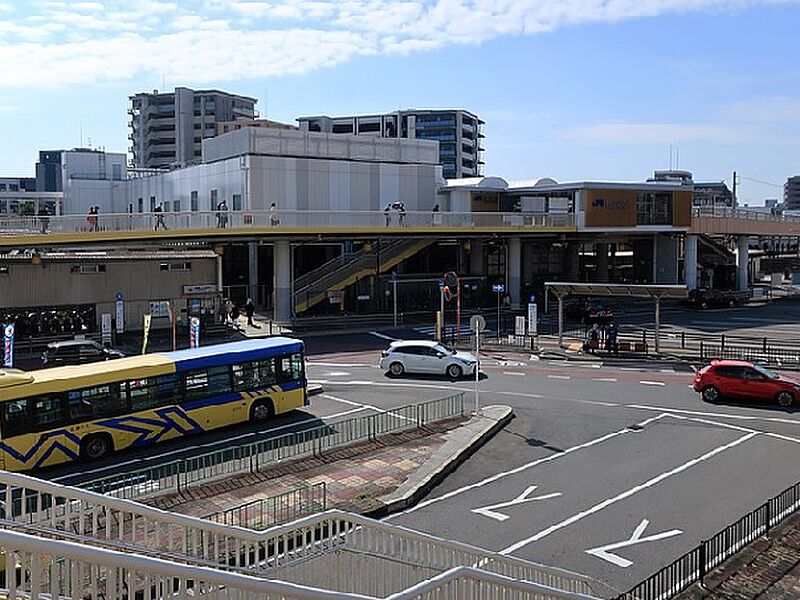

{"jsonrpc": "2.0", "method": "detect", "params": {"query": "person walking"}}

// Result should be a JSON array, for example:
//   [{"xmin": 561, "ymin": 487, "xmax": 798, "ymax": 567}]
[
  {"xmin": 38, "ymin": 205, "xmax": 50, "ymax": 234},
  {"xmin": 245, "ymin": 298, "xmax": 259, "ymax": 328},
  {"xmin": 384, "ymin": 203, "xmax": 392, "ymax": 227},
  {"xmin": 269, "ymin": 202, "xmax": 280, "ymax": 227},
  {"xmin": 216, "ymin": 199, "xmax": 228, "ymax": 228},
  {"xmin": 154, "ymin": 202, "xmax": 168, "ymax": 231},
  {"xmin": 397, "ymin": 202, "xmax": 406, "ymax": 226}
]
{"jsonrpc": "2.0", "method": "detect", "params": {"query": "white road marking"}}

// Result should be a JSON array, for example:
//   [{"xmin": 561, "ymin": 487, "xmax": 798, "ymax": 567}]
[
  {"xmin": 472, "ymin": 485, "xmax": 562, "ymax": 522},
  {"xmin": 307, "ymin": 362, "xmax": 376, "ymax": 368},
  {"xmin": 503, "ymin": 371, "xmax": 526, "ymax": 377},
  {"xmin": 547, "ymin": 375, "xmax": 571, "ymax": 380},
  {"xmin": 578, "ymin": 400, "xmax": 620, "ymax": 407},
  {"xmin": 585, "ymin": 519, "xmax": 682, "ymax": 568},
  {"xmin": 369, "ymin": 331, "xmax": 398, "ymax": 341},
  {"xmin": 660, "ymin": 368, "xmax": 676, "ymax": 374},
  {"xmin": 626, "ymin": 404, "xmax": 800, "ymax": 426},
  {"xmin": 325, "ymin": 371, "xmax": 351, "ymax": 377},
  {"xmin": 500, "ymin": 431, "xmax": 758, "ymax": 555},
  {"xmin": 389, "ymin": 413, "xmax": 670, "ymax": 518},
  {"xmin": 594, "ymin": 378, "xmax": 618, "ymax": 382},
  {"xmin": 620, "ymin": 367, "xmax": 644, "ymax": 372},
  {"xmin": 322, "ymin": 394, "xmax": 415, "ymax": 422},
  {"xmin": 639, "ymin": 381, "xmax": 666, "ymax": 387}
]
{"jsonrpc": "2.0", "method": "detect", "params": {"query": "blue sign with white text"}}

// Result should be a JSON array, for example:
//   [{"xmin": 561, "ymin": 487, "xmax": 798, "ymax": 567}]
[{"xmin": 492, "ymin": 284, "xmax": 505, "ymax": 293}]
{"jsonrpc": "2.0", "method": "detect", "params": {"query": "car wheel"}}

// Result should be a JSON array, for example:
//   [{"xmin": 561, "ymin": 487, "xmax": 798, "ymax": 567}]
[
  {"xmin": 446, "ymin": 364, "xmax": 463, "ymax": 379},
  {"xmin": 702, "ymin": 385, "xmax": 721, "ymax": 403},
  {"xmin": 700, "ymin": 301, "xmax": 709, "ymax": 310},
  {"xmin": 776, "ymin": 391, "xmax": 794, "ymax": 407},
  {"xmin": 81, "ymin": 434, "xmax": 113, "ymax": 461},
  {"xmin": 389, "ymin": 362, "xmax": 405, "ymax": 377},
  {"xmin": 727, "ymin": 299, "xmax": 736, "ymax": 308},
  {"xmin": 250, "ymin": 399, "xmax": 275, "ymax": 423}
]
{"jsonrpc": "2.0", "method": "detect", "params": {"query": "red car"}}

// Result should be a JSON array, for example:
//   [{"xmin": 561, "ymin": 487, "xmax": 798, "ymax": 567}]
[{"xmin": 693, "ymin": 360, "xmax": 800, "ymax": 407}]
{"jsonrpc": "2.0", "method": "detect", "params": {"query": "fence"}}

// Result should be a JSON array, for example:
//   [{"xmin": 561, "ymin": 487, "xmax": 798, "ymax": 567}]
[
  {"xmin": 621, "ymin": 480, "xmax": 800, "ymax": 600},
  {"xmin": 203, "ymin": 482, "xmax": 327, "ymax": 530},
  {"xmin": 82, "ymin": 393, "xmax": 465, "ymax": 501}
]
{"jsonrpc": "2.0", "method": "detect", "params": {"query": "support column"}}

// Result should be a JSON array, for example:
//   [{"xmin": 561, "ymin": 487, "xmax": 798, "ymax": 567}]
[
  {"xmin": 470, "ymin": 241, "xmax": 485, "ymax": 276},
  {"xmin": 737, "ymin": 236, "xmax": 749, "ymax": 292},
  {"xmin": 654, "ymin": 234, "xmax": 679, "ymax": 284},
  {"xmin": 685, "ymin": 234, "xmax": 698, "ymax": 290},
  {"xmin": 595, "ymin": 242, "xmax": 609, "ymax": 282},
  {"xmin": 273, "ymin": 240, "xmax": 292, "ymax": 323},
  {"xmin": 565, "ymin": 242, "xmax": 580, "ymax": 281},
  {"xmin": 248, "ymin": 242, "xmax": 259, "ymax": 307},
  {"xmin": 508, "ymin": 237, "xmax": 521, "ymax": 309}
]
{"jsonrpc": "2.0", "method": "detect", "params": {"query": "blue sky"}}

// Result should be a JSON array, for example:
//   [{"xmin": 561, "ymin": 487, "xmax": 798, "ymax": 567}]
[{"xmin": 1, "ymin": 0, "xmax": 798, "ymax": 205}]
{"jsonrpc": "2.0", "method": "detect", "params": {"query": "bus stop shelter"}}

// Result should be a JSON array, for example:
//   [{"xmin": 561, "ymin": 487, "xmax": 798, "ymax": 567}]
[{"xmin": 544, "ymin": 282, "xmax": 688, "ymax": 353}]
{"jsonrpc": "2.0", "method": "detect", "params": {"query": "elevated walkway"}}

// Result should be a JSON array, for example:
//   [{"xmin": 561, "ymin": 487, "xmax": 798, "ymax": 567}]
[
  {"xmin": 294, "ymin": 238, "xmax": 434, "ymax": 313},
  {"xmin": 691, "ymin": 207, "xmax": 800, "ymax": 236}
]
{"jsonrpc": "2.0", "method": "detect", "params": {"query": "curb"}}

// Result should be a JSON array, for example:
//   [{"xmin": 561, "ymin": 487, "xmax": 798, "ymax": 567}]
[
  {"xmin": 365, "ymin": 405, "xmax": 514, "ymax": 519},
  {"xmin": 307, "ymin": 383, "xmax": 324, "ymax": 396}
]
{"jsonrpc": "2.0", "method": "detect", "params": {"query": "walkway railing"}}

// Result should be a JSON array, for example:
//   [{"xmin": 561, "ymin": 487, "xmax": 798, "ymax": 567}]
[
  {"xmin": 0, "ymin": 209, "xmax": 576, "ymax": 237},
  {"xmin": 203, "ymin": 482, "xmax": 327, "ymax": 530},
  {"xmin": 82, "ymin": 393, "xmax": 465, "ymax": 501},
  {"xmin": 693, "ymin": 206, "xmax": 800, "ymax": 223},
  {"xmin": 0, "ymin": 468, "xmax": 610, "ymax": 599},
  {"xmin": 620, "ymin": 480, "xmax": 800, "ymax": 600}
]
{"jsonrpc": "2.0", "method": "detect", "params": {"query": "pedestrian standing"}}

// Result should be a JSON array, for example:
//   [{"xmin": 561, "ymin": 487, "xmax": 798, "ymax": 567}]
[
  {"xmin": 245, "ymin": 298, "xmax": 258, "ymax": 327},
  {"xmin": 269, "ymin": 202, "xmax": 280, "ymax": 227},
  {"xmin": 398, "ymin": 202, "xmax": 406, "ymax": 226},
  {"xmin": 154, "ymin": 202, "xmax": 168, "ymax": 231},
  {"xmin": 38, "ymin": 205, "xmax": 50, "ymax": 234},
  {"xmin": 384, "ymin": 203, "xmax": 392, "ymax": 227},
  {"xmin": 216, "ymin": 199, "xmax": 228, "ymax": 228}
]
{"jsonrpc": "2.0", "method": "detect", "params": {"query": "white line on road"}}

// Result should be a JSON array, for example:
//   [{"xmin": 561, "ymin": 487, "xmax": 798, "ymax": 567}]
[
  {"xmin": 619, "ymin": 367, "xmax": 644, "ymax": 372},
  {"xmin": 547, "ymin": 375, "xmax": 571, "ymax": 380},
  {"xmin": 369, "ymin": 331, "xmax": 398, "ymax": 341},
  {"xmin": 625, "ymin": 404, "xmax": 800, "ymax": 426},
  {"xmin": 578, "ymin": 400, "xmax": 620, "ymax": 407},
  {"xmin": 503, "ymin": 371, "xmax": 526, "ymax": 377},
  {"xmin": 639, "ymin": 381, "xmax": 666, "ymax": 387},
  {"xmin": 322, "ymin": 394, "xmax": 415, "ymax": 422},
  {"xmin": 593, "ymin": 378, "xmax": 618, "ymax": 382},
  {"xmin": 307, "ymin": 362, "xmax": 377, "ymax": 368},
  {"xmin": 499, "ymin": 431, "xmax": 759, "ymax": 555},
  {"xmin": 389, "ymin": 413, "xmax": 670, "ymax": 518}
]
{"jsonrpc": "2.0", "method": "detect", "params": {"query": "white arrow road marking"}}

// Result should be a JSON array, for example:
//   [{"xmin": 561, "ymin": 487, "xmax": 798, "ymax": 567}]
[
  {"xmin": 472, "ymin": 485, "xmax": 562, "ymax": 522},
  {"xmin": 585, "ymin": 519, "xmax": 682, "ymax": 568}
]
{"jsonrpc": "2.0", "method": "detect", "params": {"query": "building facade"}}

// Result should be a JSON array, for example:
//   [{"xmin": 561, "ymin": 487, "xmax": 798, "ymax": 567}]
[
  {"xmin": 785, "ymin": 176, "xmax": 800, "ymax": 211},
  {"xmin": 129, "ymin": 87, "xmax": 257, "ymax": 169},
  {"xmin": 297, "ymin": 109, "xmax": 484, "ymax": 179}
]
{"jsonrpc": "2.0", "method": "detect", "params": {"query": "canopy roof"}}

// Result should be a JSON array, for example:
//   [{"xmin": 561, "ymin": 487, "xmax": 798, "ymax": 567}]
[{"xmin": 545, "ymin": 282, "xmax": 688, "ymax": 299}]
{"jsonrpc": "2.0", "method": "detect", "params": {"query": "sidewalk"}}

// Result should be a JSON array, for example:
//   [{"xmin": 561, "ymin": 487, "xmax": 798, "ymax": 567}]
[
  {"xmin": 677, "ymin": 512, "xmax": 800, "ymax": 599},
  {"xmin": 145, "ymin": 406, "xmax": 513, "ymax": 522}
]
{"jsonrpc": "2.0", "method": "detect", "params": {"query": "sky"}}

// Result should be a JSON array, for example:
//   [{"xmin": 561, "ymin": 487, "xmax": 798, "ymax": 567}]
[{"xmin": 0, "ymin": 0, "xmax": 798, "ymax": 205}]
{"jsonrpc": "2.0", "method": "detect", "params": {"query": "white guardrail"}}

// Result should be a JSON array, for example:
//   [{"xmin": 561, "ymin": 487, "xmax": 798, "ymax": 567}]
[
  {"xmin": 0, "ymin": 471, "xmax": 613, "ymax": 599},
  {"xmin": 693, "ymin": 206, "xmax": 800, "ymax": 223},
  {"xmin": 0, "ymin": 210, "xmax": 575, "ymax": 236}
]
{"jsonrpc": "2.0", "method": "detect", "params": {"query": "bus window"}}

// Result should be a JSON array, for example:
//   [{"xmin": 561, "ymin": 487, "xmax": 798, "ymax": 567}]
[
  {"xmin": 232, "ymin": 363, "xmax": 257, "ymax": 391},
  {"xmin": 32, "ymin": 396, "xmax": 65, "ymax": 430},
  {"xmin": 68, "ymin": 384, "xmax": 125, "ymax": 420},
  {"xmin": 207, "ymin": 366, "xmax": 232, "ymax": 395},
  {"xmin": 255, "ymin": 359, "xmax": 276, "ymax": 386},
  {"xmin": 2, "ymin": 399, "xmax": 29, "ymax": 437},
  {"xmin": 278, "ymin": 353, "xmax": 304, "ymax": 382}
]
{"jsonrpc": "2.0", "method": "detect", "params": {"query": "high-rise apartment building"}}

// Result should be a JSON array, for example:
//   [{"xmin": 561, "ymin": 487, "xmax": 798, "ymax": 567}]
[
  {"xmin": 784, "ymin": 176, "xmax": 800, "ymax": 210},
  {"xmin": 297, "ymin": 109, "xmax": 484, "ymax": 178},
  {"xmin": 129, "ymin": 87, "xmax": 257, "ymax": 169}
]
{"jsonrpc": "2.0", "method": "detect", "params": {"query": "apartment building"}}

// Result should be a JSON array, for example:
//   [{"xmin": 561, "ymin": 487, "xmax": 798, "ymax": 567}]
[
  {"xmin": 785, "ymin": 175, "xmax": 800, "ymax": 210},
  {"xmin": 129, "ymin": 87, "xmax": 256, "ymax": 169},
  {"xmin": 297, "ymin": 109, "xmax": 484, "ymax": 179}
]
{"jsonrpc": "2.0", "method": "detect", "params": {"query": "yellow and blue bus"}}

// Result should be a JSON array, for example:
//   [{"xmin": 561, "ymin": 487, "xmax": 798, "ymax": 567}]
[{"xmin": 0, "ymin": 337, "xmax": 308, "ymax": 471}]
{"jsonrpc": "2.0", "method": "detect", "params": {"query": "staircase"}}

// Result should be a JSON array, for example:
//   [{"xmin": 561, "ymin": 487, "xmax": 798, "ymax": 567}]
[
  {"xmin": 698, "ymin": 235, "xmax": 735, "ymax": 266},
  {"xmin": 294, "ymin": 238, "xmax": 434, "ymax": 313}
]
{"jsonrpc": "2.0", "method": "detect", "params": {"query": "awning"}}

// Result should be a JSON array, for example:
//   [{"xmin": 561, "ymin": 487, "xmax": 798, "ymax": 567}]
[{"xmin": 544, "ymin": 282, "xmax": 687, "ymax": 299}]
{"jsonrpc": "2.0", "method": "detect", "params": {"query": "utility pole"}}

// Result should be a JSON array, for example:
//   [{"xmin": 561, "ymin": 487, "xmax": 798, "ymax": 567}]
[{"xmin": 732, "ymin": 171, "xmax": 738, "ymax": 209}]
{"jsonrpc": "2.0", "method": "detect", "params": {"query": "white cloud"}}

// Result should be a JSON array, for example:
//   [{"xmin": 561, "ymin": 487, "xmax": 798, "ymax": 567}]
[{"xmin": 1, "ymin": 0, "xmax": 799, "ymax": 87}]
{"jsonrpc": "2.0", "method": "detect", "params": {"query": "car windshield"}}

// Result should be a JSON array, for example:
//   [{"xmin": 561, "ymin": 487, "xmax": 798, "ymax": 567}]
[
  {"xmin": 432, "ymin": 344, "xmax": 455, "ymax": 355},
  {"xmin": 753, "ymin": 364, "xmax": 779, "ymax": 380}
]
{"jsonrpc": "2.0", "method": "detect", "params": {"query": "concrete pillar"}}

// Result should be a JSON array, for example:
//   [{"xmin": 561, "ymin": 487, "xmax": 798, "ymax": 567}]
[
  {"xmin": 654, "ymin": 235, "xmax": 678, "ymax": 284},
  {"xmin": 737, "ymin": 236, "xmax": 749, "ymax": 291},
  {"xmin": 565, "ymin": 242, "xmax": 580, "ymax": 281},
  {"xmin": 248, "ymin": 242, "xmax": 260, "ymax": 307},
  {"xmin": 595, "ymin": 243, "xmax": 609, "ymax": 282},
  {"xmin": 507, "ymin": 237, "xmax": 521, "ymax": 309},
  {"xmin": 273, "ymin": 240, "xmax": 292, "ymax": 322},
  {"xmin": 470, "ymin": 241, "xmax": 485, "ymax": 276},
  {"xmin": 685, "ymin": 234, "xmax": 698, "ymax": 290}
]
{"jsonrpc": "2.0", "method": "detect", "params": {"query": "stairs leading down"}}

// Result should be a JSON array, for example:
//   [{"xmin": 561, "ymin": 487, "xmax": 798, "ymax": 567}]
[{"xmin": 294, "ymin": 238, "xmax": 433, "ymax": 313}]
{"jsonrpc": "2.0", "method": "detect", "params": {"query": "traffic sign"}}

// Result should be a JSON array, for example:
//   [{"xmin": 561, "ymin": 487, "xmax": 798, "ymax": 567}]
[
  {"xmin": 470, "ymin": 314, "xmax": 486, "ymax": 332},
  {"xmin": 492, "ymin": 284, "xmax": 505, "ymax": 293}
]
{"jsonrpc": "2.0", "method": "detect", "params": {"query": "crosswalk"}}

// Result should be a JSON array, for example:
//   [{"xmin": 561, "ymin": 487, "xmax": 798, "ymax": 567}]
[{"xmin": 412, "ymin": 324, "xmax": 492, "ymax": 338}]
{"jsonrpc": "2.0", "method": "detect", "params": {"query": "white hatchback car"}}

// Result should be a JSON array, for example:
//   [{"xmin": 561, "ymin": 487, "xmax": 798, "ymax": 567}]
[{"xmin": 379, "ymin": 340, "xmax": 478, "ymax": 379}]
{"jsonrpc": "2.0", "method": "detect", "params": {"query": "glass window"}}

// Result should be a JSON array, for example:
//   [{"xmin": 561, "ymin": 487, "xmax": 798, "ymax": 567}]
[
  {"xmin": 232, "ymin": 363, "xmax": 258, "ymax": 391},
  {"xmin": 68, "ymin": 384, "xmax": 126, "ymax": 420},
  {"xmin": 32, "ymin": 395, "xmax": 65, "ymax": 430},
  {"xmin": 173, "ymin": 200, "xmax": 181, "ymax": 213},
  {"xmin": 183, "ymin": 370, "xmax": 208, "ymax": 401},
  {"xmin": 278, "ymin": 353, "xmax": 304, "ymax": 382},
  {"xmin": 232, "ymin": 194, "xmax": 242, "ymax": 211},
  {"xmin": 190, "ymin": 191, "xmax": 198, "ymax": 212},
  {"xmin": 637, "ymin": 192, "xmax": 673, "ymax": 225},
  {"xmin": 2, "ymin": 399, "xmax": 29, "ymax": 437},
  {"xmin": 207, "ymin": 366, "xmax": 231, "ymax": 395},
  {"xmin": 256, "ymin": 359, "xmax": 276, "ymax": 386}
]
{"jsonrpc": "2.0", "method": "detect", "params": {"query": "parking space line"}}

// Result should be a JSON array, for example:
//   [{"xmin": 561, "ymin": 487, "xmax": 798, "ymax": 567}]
[
  {"xmin": 626, "ymin": 404, "xmax": 800, "ymax": 426},
  {"xmin": 389, "ymin": 413, "xmax": 670, "ymax": 518},
  {"xmin": 639, "ymin": 381, "xmax": 666, "ymax": 387},
  {"xmin": 594, "ymin": 378, "xmax": 618, "ymax": 382},
  {"xmin": 548, "ymin": 375, "xmax": 571, "ymax": 380},
  {"xmin": 499, "ymin": 431, "xmax": 758, "ymax": 555},
  {"xmin": 503, "ymin": 371, "xmax": 526, "ymax": 377}
]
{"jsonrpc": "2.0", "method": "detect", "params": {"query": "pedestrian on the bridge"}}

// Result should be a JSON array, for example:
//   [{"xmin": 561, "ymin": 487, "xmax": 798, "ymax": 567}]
[
  {"xmin": 245, "ymin": 298, "xmax": 259, "ymax": 328},
  {"xmin": 384, "ymin": 204, "xmax": 392, "ymax": 227},
  {"xmin": 154, "ymin": 202, "xmax": 168, "ymax": 231},
  {"xmin": 269, "ymin": 202, "xmax": 280, "ymax": 227},
  {"xmin": 397, "ymin": 202, "xmax": 406, "ymax": 226},
  {"xmin": 86, "ymin": 206, "xmax": 99, "ymax": 232},
  {"xmin": 216, "ymin": 199, "xmax": 228, "ymax": 228},
  {"xmin": 607, "ymin": 322, "xmax": 619, "ymax": 354},
  {"xmin": 38, "ymin": 205, "xmax": 50, "ymax": 234},
  {"xmin": 432, "ymin": 203, "xmax": 439, "ymax": 213}
]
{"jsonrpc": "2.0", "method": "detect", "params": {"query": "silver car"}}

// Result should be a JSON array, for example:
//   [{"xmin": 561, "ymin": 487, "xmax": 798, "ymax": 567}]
[{"xmin": 379, "ymin": 340, "xmax": 477, "ymax": 378}]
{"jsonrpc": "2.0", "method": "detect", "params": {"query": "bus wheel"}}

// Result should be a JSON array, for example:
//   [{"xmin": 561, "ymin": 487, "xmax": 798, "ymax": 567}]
[
  {"xmin": 81, "ymin": 434, "xmax": 113, "ymax": 461},
  {"xmin": 250, "ymin": 399, "xmax": 274, "ymax": 423}
]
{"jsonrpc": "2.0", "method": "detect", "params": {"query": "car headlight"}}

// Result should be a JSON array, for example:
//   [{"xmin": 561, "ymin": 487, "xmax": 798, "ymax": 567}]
[{"xmin": 793, "ymin": 385, "xmax": 800, "ymax": 393}]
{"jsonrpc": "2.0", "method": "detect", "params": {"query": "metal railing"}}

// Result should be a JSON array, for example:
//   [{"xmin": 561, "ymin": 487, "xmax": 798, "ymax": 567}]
[
  {"xmin": 82, "ymin": 393, "xmax": 465, "ymax": 501},
  {"xmin": 621, "ymin": 480, "xmax": 800, "ymax": 600},
  {"xmin": 0, "ymin": 469, "xmax": 610, "ymax": 599},
  {"xmin": 203, "ymin": 482, "xmax": 327, "ymax": 530},
  {"xmin": 0, "ymin": 209, "xmax": 576, "ymax": 237},
  {"xmin": 693, "ymin": 207, "xmax": 800, "ymax": 223}
]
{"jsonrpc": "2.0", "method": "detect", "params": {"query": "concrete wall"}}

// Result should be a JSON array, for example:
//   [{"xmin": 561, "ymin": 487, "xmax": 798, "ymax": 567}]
[{"xmin": 0, "ymin": 259, "xmax": 217, "ymax": 330}]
